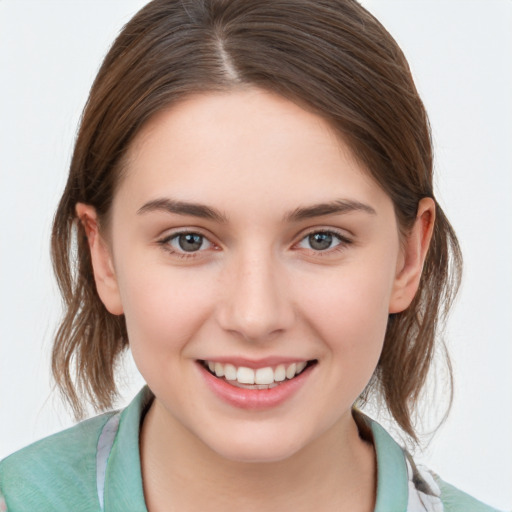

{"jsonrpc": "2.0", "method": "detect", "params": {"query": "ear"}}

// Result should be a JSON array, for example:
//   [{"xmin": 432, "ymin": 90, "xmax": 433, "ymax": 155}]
[
  {"xmin": 75, "ymin": 203, "xmax": 124, "ymax": 315},
  {"xmin": 389, "ymin": 197, "xmax": 435, "ymax": 314}
]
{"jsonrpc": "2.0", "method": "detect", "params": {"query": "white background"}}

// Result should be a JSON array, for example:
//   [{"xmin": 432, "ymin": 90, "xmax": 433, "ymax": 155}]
[{"xmin": 0, "ymin": 1, "xmax": 510, "ymax": 510}]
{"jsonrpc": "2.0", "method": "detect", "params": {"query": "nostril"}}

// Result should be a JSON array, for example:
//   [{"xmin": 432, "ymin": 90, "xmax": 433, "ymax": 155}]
[{"xmin": 215, "ymin": 270, "xmax": 295, "ymax": 342}]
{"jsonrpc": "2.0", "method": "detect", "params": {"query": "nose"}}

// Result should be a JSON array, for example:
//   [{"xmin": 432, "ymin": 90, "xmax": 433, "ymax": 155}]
[{"xmin": 216, "ymin": 249, "xmax": 295, "ymax": 342}]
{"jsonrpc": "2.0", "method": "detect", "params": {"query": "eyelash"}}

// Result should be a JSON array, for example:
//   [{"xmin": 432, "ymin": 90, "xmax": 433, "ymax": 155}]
[
  {"xmin": 296, "ymin": 229, "xmax": 353, "ymax": 255},
  {"xmin": 157, "ymin": 229, "xmax": 353, "ymax": 259},
  {"xmin": 157, "ymin": 230, "xmax": 215, "ymax": 259}
]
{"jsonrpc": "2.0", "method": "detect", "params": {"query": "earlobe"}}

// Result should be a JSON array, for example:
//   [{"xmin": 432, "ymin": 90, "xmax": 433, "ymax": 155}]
[
  {"xmin": 389, "ymin": 198, "xmax": 435, "ymax": 314},
  {"xmin": 75, "ymin": 203, "xmax": 124, "ymax": 315}
]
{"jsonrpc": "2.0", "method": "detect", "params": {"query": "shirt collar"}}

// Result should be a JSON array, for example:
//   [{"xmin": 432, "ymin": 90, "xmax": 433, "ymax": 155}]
[
  {"xmin": 103, "ymin": 387, "xmax": 151, "ymax": 511},
  {"xmin": 367, "ymin": 416, "xmax": 409, "ymax": 511}
]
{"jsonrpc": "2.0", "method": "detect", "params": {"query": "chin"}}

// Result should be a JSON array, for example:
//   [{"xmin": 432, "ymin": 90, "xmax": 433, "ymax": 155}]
[
  {"xmin": 215, "ymin": 443, "xmax": 301, "ymax": 464},
  {"xmin": 201, "ymin": 426, "xmax": 312, "ymax": 464}
]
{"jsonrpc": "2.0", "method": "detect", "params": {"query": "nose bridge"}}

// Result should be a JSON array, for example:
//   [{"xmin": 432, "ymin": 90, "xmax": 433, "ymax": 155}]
[{"xmin": 217, "ymin": 243, "xmax": 293, "ymax": 341}]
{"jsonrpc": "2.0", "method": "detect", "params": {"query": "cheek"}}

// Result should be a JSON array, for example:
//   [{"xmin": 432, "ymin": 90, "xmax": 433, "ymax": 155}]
[
  {"xmin": 296, "ymin": 259, "xmax": 395, "ymax": 366},
  {"xmin": 115, "ymin": 256, "xmax": 215, "ymax": 363}
]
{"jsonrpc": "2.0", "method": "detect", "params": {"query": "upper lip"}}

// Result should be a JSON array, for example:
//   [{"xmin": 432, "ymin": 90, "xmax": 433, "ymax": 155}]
[{"xmin": 197, "ymin": 356, "xmax": 315, "ymax": 369}]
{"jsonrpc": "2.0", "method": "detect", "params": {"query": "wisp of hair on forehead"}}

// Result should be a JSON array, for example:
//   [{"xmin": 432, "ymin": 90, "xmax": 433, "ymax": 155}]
[{"xmin": 51, "ymin": 0, "xmax": 462, "ymax": 443}]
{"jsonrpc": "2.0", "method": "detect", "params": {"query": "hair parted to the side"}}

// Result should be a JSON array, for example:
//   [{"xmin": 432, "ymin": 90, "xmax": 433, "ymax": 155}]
[{"xmin": 51, "ymin": 0, "xmax": 462, "ymax": 442}]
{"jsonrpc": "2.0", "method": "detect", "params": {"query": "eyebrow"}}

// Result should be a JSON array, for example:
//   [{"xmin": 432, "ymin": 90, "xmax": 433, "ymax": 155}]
[
  {"xmin": 137, "ymin": 197, "xmax": 376, "ymax": 223},
  {"xmin": 284, "ymin": 199, "xmax": 376, "ymax": 222},
  {"xmin": 137, "ymin": 198, "xmax": 228, "ymax": 223}
]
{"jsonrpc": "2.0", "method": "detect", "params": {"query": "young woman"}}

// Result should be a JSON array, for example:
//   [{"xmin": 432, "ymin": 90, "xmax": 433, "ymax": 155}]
[{"xmin": 0, "ymin": 1, "xmax": 505, "ymax": 511}]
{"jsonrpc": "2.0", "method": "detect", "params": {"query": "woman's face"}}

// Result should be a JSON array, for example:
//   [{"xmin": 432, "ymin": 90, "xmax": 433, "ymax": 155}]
[{"xmin": 93, "ymin": 89, "xmax": 419, "ymax": 462}]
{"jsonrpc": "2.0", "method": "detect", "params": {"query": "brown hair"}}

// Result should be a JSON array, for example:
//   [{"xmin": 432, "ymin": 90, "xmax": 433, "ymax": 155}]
[{"xmin": 51, "ymin": 0, "xmax": 462, "ymax": 441}]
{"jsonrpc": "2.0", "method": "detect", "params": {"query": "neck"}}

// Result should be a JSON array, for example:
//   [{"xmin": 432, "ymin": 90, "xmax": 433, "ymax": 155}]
[{"xmin": 140, "ymin": 399, "xmax": 376, "ymax": 512}]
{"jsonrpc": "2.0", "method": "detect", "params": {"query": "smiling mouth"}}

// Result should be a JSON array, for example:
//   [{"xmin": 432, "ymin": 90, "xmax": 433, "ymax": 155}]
[{"xmin": 199, "ymin": 359, "xmax": 318, "ymax": 390}]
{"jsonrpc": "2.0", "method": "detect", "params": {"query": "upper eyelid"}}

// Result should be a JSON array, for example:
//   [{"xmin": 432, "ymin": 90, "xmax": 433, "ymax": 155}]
[
  {"xmin": 157, "ymin": 230, "xmax": 217, "ymax": 254},
  {"xmin": 293, "ymin": 230, "xmax": 353, "ymax": 258},
  {"xmin": 295, "ymin": 226, "xmax": 353, "ymax": 243},
  {"xmin": 157, "ymin": 232, "xmax": 217, "ymax": 259},
  {"xmin": 158, "ymin": 227, "xmax": 215, "ymax": 243}
]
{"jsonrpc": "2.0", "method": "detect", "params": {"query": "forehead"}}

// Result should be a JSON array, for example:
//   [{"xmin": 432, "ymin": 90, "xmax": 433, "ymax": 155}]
[{"xmin": 115, "ymin": 88, "xmax": 392, "ymax": 219}]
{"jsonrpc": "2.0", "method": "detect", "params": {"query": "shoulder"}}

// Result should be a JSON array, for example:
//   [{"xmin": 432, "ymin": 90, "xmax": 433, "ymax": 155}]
[
  {"xmin": 407, "ymin": 457, "xmax": 503, "ymax": 512},
  {"xmin": 0, "ymin": 411, "xmax": 116, "ymax": 512},
  {"xmin": 435, "ymin": 476, "xmax": 504, "ymax": 512},
  {"xmin": 359, "ymin": 412, "xmax": 503, "ymax": 512}
]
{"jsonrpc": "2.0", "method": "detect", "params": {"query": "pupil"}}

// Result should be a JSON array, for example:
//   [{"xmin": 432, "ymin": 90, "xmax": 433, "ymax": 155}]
[
  {"xmin": 309, "ymin": 232, "xmax": 332, "ymax": 250},
  {"xmin": 178, "ymin": 233, "xmax": 203, "ymax": 252}
]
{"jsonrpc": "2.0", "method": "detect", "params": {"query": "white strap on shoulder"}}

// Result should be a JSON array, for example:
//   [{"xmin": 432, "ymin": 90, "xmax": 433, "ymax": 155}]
[
  {"xmin": 96, "ymin": 412, "xmax": 121, "ymax": 511},
  {"xmin": 405, "ymin": 455, "xmax": 444, "ymax": 512}
]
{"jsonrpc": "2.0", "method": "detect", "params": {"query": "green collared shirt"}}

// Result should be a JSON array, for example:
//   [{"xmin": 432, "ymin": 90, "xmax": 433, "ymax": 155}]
[{"xmin": 0, "ymin": 387, "xmax": 500, "ymax": 511}]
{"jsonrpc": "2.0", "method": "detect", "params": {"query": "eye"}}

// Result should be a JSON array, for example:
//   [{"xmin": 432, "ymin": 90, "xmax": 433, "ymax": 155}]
[
  {"xmin": 162, "ymin": 232, "xmax": 213, "ymax": 253},
  {"xmin": 297, "ymin": 231, "xmax": 349, "ymax": 252}
]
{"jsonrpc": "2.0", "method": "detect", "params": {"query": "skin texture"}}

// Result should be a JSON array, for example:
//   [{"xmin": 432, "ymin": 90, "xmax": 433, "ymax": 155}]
[{"xmin": 77, "ymin": 88, "xmax": 434, "ymax": 511}]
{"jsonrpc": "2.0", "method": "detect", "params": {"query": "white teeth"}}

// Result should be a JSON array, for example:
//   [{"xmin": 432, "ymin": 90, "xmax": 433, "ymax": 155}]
[
  {"xmin": 205, "ymin": 360, "xmax": 312, "ymax": 386},
  {"xmin": 296, "ymin": 361, "xmax": 307, "ymax": 374},
  {"xmin": 255, "ymin": 367, "xmax": 274, "ymax": 385},
  {"xmin": 274, "ymin": 364, "xmax": 286, "ymax": 382},
  {"xmin": 224, "ymin": 363, "xmax": 237, "ymax": 381},
  {"xmin": 214, "ymin": 362, "xmax": 224, "ymax": 378},
  {"xmin": 237, "ymin": 366, "xmax": 255, "ymax": 384},
  {"xmin": 285, "ymin": 363, "xmax": 297, "ymax": 379},
  {"xmin": 230, "ymin": 381, "xmax": 280, "ymax": 390}
]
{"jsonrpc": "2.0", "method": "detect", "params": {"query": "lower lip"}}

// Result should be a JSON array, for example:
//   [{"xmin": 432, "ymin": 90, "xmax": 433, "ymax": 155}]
[{"xmin": 198, "ymin": 363, "xmax": 314, "ymax": 410}]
